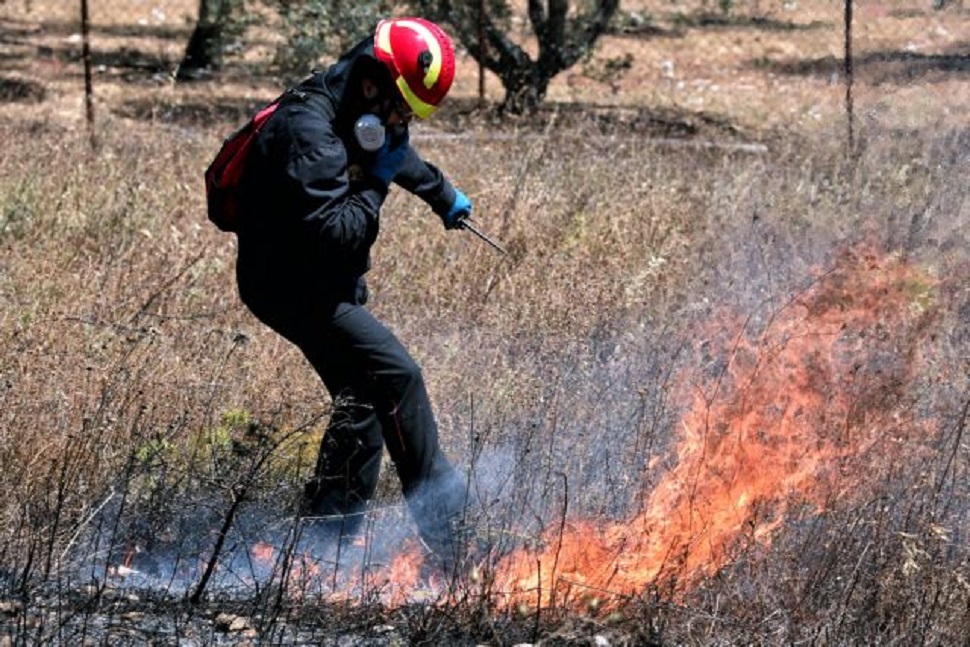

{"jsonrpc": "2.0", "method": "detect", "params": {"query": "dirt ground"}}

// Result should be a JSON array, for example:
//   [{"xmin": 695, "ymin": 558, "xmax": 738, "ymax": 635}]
[
  {"xmin": 1, "ymin": 3, "xmax": 967, "ymax": 645},
  {"xmin": 0, "ymin": 0, "xmax": 967, "ymax": 142}
]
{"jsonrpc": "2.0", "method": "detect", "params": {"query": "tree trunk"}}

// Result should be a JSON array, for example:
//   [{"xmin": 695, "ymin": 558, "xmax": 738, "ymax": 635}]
[
  {"xmin": 177, "ymin": 0, "xmax": 229, "ymax": 81},
  {"xmin": 420, "ymin": 0, "xmax": 619, "ymax": 114},
  {"xmin": 499, "ymin": 63, "xmax": 548, "ymax": 115}
]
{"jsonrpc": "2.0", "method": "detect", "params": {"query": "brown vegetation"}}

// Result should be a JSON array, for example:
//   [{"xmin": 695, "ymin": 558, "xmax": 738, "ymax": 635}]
[{"xmin": 0, "ymin": 0, "xmax": 968, "ymax": 644}]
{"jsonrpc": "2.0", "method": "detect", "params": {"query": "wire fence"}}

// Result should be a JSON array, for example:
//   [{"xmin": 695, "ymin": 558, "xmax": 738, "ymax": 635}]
[
  {"xmin": 1, "ymin": 0, "xmax": 198, "ymax": 29},
  {"xmin": 0, "ymin": 0, "xmax": 274, "ymax": 142},
  {"xmin": 1, "ymin": 0, "xmax": 482, "ymax": 142},
  {"xmin": 1, "ymin": 0, "xmax": 203, "ymax": 94},
  {"xmin": 1, "ymin": 0, "xmax": 203, "ymax": 81}
]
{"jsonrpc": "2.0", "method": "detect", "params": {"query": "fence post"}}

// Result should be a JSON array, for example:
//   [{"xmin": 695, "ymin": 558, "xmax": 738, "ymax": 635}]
[
  {"xmin": 80, "ymin": 0, "xmax": 97, "ymax": 149},
  {"xmin": 843, "ymin": 0, "xmax": 854, "ymax": 155},
  {"xmin": 478, "ymin": 0, "xmax": 485, "ymax": 105}
]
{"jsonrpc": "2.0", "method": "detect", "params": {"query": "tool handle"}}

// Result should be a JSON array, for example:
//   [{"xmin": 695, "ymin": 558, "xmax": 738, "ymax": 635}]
[{"xmin": 460, "ymin": 218, "xmax": 507, "ymax": 255}]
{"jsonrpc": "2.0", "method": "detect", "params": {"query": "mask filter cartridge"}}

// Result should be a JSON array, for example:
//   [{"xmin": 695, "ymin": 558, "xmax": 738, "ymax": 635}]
[{"xmin": 354, "ymin": 114, "xmax": 385, "ymax": 152}]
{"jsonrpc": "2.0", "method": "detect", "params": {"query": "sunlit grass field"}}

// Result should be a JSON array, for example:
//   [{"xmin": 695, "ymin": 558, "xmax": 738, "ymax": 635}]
[{"xmin": 0, "ymin": 0, "xmax": 968, "ymax": 643}]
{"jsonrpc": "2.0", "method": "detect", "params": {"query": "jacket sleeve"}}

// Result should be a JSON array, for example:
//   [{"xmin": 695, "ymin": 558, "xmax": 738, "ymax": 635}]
[
  {"xmin": 392, "ymin": 144, "xmax": 457, "ymax": 218},
  {"xmin": 280, "ymin": 104, "xmax": 388, "ymax": 265}
]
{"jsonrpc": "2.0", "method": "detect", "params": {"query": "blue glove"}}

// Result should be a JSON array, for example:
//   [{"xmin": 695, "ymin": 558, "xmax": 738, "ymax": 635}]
[
  {"xmin": 442, "ymin": 189, "xmax": 472, "ymax": 230},
  {"xmin": 367, "ymin": 134, "xmax": 409, "ymax": 187}
]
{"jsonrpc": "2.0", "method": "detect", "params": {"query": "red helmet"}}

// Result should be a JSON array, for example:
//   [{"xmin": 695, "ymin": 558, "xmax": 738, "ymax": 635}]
[{"xmin": 374, "ymin": 18, "xmax": 455, "ymax": 119}]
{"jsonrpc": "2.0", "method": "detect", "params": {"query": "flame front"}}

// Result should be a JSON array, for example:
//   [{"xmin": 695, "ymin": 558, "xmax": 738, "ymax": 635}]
[
  {"xmin": 493, "ymin": 246, "xmax": 939, "ymax": 610},
  {"xmin": 241, "ymin": 247, "xmax": 940, "ymax": 610}
]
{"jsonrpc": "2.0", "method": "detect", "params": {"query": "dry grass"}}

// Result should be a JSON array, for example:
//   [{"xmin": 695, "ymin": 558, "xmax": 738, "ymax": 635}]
[{"xmin": 1, "ymin": 0, "xmax": 969, "ymax": 644}]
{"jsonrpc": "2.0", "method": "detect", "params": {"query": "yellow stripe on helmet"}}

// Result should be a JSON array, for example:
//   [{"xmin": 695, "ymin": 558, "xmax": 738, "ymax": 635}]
[
  {"xmin": 376, "ymin": 20, "xmax": 393, "ymax": 58},
  {"xmin": 396, "ymin": 77, "xmax": 437, "ymax": 119},
  {"xmin": 395, "ymin": 19, "xmax": 442, "ymax": 89}
]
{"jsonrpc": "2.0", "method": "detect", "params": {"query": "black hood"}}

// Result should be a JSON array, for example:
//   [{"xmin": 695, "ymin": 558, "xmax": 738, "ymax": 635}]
[{"xmin": 295, "ymin": 35, "xmax": 398, "ymax": 140}]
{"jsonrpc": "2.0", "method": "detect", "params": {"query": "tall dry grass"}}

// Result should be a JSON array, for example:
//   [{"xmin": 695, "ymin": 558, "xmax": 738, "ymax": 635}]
[{"xmin": 0, "ymin": 109, "xmax": 967, "ymax": 643}]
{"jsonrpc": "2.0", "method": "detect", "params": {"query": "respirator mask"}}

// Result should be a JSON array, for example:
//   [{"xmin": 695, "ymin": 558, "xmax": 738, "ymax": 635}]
[{"xmin": 354, "ymin": 114, "xmax": 386, "ymax": 152}]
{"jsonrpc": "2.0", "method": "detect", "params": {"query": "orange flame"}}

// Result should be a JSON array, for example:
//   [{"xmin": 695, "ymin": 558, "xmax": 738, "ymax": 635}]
[
  {"xmin": 492, "ymin": 246, "xmax": 939, "ymax": 610},
  {"xmin": 251, "ymin": 541, "xmax": 274, "ymax": 563},
  {"xmin": 240, "ymin": 247, "xmax": 940, "ymax": 609},
  {"xmin": 361, "ymin": 539, "xmax": 434, "ymax": 605},
  {"xmin": 249, "ymin": 536, "xmax": 434, "ymax": 604}
]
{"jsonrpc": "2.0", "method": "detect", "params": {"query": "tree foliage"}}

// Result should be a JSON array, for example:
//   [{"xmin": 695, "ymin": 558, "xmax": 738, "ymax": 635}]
[
  {"xmin": 178, "ymin": 0, "xmax": 391, "ymax": 82},
  {"xmin": 264, "ymin": 0, "xmax": 394, "ymax": 82},
  {"xmin": 176, "ymin": 0, "xmax": 623, "ymax": 111},
  {"xmin": 414, "ymin": 0, "xmax": 621, "ymax": 113}
]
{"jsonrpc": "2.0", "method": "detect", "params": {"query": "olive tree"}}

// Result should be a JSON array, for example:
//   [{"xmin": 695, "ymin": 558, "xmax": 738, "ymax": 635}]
[
  {"xmin": 415, "ymin": 0, "xmax": 621, "ymax": 113},
  {"xmin": 265, "ymin": 0, "xmax": 394, "ymax": 82},
  {"xmin": 177, "ymin": 0, "xmax": 390, "ymax": 82}
]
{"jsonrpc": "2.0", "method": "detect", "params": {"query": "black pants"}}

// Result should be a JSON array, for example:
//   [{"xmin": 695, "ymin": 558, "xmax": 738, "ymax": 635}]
[{"xmin": 240, "ymin": 287, "xmax": 466, "ymax": 552}]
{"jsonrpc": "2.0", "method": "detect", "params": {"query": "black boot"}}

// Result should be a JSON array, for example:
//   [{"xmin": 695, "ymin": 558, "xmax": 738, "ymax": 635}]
[{"xmin": 300, "ymin": 478, "xmax": 368, "ymax": 549}]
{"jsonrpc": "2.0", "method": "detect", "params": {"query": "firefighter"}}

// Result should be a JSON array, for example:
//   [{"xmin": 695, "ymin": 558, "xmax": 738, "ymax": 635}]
[{"xmin": 233, "ymin": 18, "xmax": 472, "ymax": 570}]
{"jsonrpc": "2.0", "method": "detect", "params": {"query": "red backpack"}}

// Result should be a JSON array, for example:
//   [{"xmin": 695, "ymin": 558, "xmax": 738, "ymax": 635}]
[{"xmin": 204, "ymin": 99, "xmax": 282, "ymax": 233}]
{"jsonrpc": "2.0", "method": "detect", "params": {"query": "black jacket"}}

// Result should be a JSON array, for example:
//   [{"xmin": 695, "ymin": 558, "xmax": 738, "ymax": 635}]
[{"xmin": 235, "ymin": 38, "xmax": 457, "ymax": 308}]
